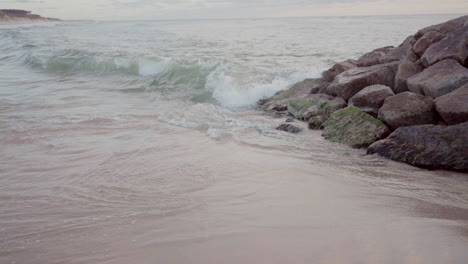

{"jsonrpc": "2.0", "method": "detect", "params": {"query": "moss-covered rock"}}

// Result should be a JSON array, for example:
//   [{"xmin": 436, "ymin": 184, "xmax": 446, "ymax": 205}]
[
  {"xmin": 308, "ymin": 115, "xmax": 328, "ymax": 130},
  {"xmin": 288, "ymin": 95, "xmax": 346, "ymax": 120},
  {"xmin": 322, "ymin": 107, "xmax": 390, "ymax": 148}
]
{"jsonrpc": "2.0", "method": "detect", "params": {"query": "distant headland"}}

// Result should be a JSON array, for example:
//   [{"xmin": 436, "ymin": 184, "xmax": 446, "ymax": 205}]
[{"xmin": 0, "ymin": 9, "xmax": 60, "ymax": 23}]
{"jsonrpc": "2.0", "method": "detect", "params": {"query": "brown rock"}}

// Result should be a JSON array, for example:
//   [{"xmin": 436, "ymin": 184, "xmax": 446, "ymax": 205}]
[
  {"xmin": 348, "ymin": 85, "xmax": 394, "ymax": 110},
  {"xmin": 407, "ymin": 59, "xmax": 468, "ymax": 98},
  {"xmin": 260, "ymin": 78, "xmax": 329, "ymax": 111},
  {"xmin": 421, "ymin": 26, "xmax": 468, "ymax": 67},
  {"xmin": 327, "ymin": 62, "xmax": 399, "ymax": 101},
  {"xmin": 356, "ymin": 46, "xmax": 394, "ymax": 67},
  {"xmin": 394, "ymin": 61, "xmax": 423, "ymax": 94},
  {"xmin": 380, "ymin": 36, "xmax": 418, "ymax": 64},
  {"xmin": 435, "ymin": 84, "xmax": 468, "ymax": 125},
  {"xmin": 322, "ymin": 59, "xmax": 357, "ymax": 82},
  {"xmin": 415, "ymin": 15, "xmax": 467, "ymax": 40},
  {"xmin": 368, "ymin": 122, "xmax": 468, "ymax": 172},
  {"xmin": 413, "ymin": 31, "xmax": 445, "ymax": 57},
  {"xmin": 378, "ymin": 92, "xmax": 435, "ymax": 130}
]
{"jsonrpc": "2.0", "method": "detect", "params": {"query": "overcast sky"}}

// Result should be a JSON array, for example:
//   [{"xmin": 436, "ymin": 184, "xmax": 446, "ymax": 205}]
[{"xmin": 1, "ymin": 0, "xmax": 467, "ymax": 20}]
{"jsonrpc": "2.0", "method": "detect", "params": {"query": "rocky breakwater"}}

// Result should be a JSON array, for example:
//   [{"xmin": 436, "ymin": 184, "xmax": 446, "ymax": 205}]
[
  {"xmin": 259, "ymin": 15, "xmax": 468, "ymax": 172},
  {"xmin": 0, "ymin": 9, "xmax": 60, "ymax": 23}
]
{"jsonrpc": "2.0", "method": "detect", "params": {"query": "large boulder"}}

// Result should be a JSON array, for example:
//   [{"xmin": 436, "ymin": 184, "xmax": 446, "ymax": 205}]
[
  {"xmin": 322, "ymin": 59, "xmax": 357, "ymax": 82},
  {"xmin": 322, "ymin": 107, "xmax": 390, "ymax": 148},
  {"xmin": 421, "ymin": 26, "xmax": 468, "ymax": 67},
  {"xmin": 287, "ymin": 94, "xmax": 346, "ymax": 120},
  {"xmin": 368, "ymin": 122, "xmax": 468, "ymax": 172},
  {"xmin": 414, "ymin": 15, "xmax": 467, "ymax": 40},
  {"xmin": 260, "ymin": 78, "xmax": 329, "ymax": 112},
  {"xmin": 379, "ymin": 36, "xmax": 418, "ymax": 64},
  {"xmin": 412, "ymin": 31, "xmax": 445, "ymax": 57},
  {"xmin": 356, "ymin": 46, "xmax": 394, "ymax": 67},
  {"xmin": 394, "ymin": 61, "xmax": 423, "ymax": 94},
  {"xmin": 348, "ymin": 85, "xmax": 394, "ymax": 116},
  {"xmin": 378, "ymin": 92, "xmax": 435, "ymax": 130},
  {"xmin": 407, "ymin": 59, "xmax": 468, "ymax": 97},
  {"xmin": 327, "ymin": 62, "xmax": 399, "ymax": 101},
  {"xmin": 435, "ymin": 84, "xmax": 468, "ymax": 125}
]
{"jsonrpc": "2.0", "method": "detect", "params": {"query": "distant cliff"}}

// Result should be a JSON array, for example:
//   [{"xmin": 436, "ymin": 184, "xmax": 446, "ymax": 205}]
[{"xmin": 0, "ymin": 9, "xmax": 60, "ymax": 23}]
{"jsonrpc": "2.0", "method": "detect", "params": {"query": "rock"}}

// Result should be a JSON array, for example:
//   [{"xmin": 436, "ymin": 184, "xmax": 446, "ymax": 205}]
[
  {"xmin": 413, "ymin": 31, "xmax": 445, "ymax": 57},
  {"xmin": 356, "ymin": 46, "xmax": 394, "ymax": 67},
  {"xmin": 394, "ymin": 61, "xmax": 423, "ymax": 94},
  {"xmin": 348, "ymin": 85, "xmax": 394, "ymax": 112},
  {"xmin": 285, "ymin": 118, "xmax": 295, "ymax": 123},
  {"xmin": 407, "ymin": 59, "xmax": 468, "ymax": 97},
  {"xmin": 421, "ymin": 26, "xmax": 468, "ymax": 67},
  {"xmin": 260, "ymin": 78, "xmax": 329, "ymax": 111},
  {"xmin": 322, "ymin": 107, "xmax": 390, "ymax": 148},
  {"xmin": 435, "ymin": 84, "xmax": 468, "ymax": 125},
  {"xmin": 288, "ymin": 94, "xmax": 346, "ymax": 120},
  {"xmin": 379, "ymin": 36, "xmax": 418, "ymax": 64},
  {"xmin": 415, "ymin": 15, "xmax": 467, "ymax": 40},
  {"xmin": 322, "ymin": 59, "xmax": 357, "ymax": 82},
  {"xmin": 327, "ymin": 62, "xmax": 399, "ymax": 101},
  {"xmin": 378, "ymin": 92, "xmax": 435, "ymax": 130},
  {"xmin": 308, "ymin": 115, "xmax": 328, "ymax": 130},
  {"xmin": 276, "ymin": 124, "xmax": 302, "ymax": 134},
  {"xmin": 368, "ymin": 122, "xmax": 468, "ymax": 172},
  {"xmin": 272, "ymin": 105, "xmax": 287, "ymax": 112}
]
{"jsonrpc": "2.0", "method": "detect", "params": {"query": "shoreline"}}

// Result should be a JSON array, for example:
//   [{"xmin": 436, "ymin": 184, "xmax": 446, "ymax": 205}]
[{"xmin": 260, "ymin": 14, "xmax": 468, "ymax": 172}]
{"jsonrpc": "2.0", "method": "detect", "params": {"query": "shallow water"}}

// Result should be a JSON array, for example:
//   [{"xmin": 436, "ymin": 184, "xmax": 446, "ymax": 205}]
[{"xmin": 1, "ymin": 15, "xmax": 468, "ymax": 264}]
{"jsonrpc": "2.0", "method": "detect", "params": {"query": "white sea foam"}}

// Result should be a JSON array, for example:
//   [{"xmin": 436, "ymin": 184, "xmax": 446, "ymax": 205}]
[{"xmin": 207, "ymin": 66, "xmax": 323, "ymax": 108}]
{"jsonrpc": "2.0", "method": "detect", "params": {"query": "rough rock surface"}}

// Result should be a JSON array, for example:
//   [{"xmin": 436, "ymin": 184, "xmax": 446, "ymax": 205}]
[
  {"xmin": 394, "ymin": 62, "xmax": 423, "ymax": 94},
  {"xmin": 421, "ymin": 26, "xmax": 468, "ymax": 67},
  {"xmin": 368, "ymin": 122, "xmax": 468, "ymax": 172},
  {"xmin": 348, "ymin": 85, "xmax": 394, "ymax": 111},
  {"xmin": 260, "ymin": 78, "xmax": 329, "ymax": 112},
  {"xmin": 327, "ymin": 62, "xmax": 399, "ymax": 100},
  {"xmin": 276, "ymin": 124, "xmax": 302, "ymax": 134},
  {"xmin": 322, "ymin": 107, "xmax": 390, "ymax": 148},
  {"xmin": 287, "ymin": 95, "xmax": 346, "ymax": 120},
  {"xmin": 415, "ymin": 15, "xmax": 467, "ymax": 39},
  {"xmin": 379, "ymin": 36, "xmax": 418, "ymax": 64},
  {"xmin": 322, "ymin": 59, "xmax": 357, "ymax": 82},
  {"xmin": 378, "ymin": 92, "xmax": 435, "ymax": 130},
  {"xmin": 407, "ymin": 59, "xmax": 468, "ymax": 97},
  {"xmin": 413, "ymin": 31, "xmax": 445, "ymax": 57},
  {"xmin": 308, "ymin": 115, "xmax": 328, "ymax": 130},
  {"xmin": 356, "ymin": 46, "xmax": 394, "ymax": 67},
  {"xmin": 435, "ymin": 84, "xmax": 468, "ymax": 125}
]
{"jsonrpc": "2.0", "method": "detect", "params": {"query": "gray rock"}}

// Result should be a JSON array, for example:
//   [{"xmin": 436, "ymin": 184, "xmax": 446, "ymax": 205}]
[
  {"xmin": 435, "ymin": 84, "xmax": 468, "ymax": 125},
  {"xmin": 356, "ymin": 46, "xmax": 394, "ymax": 67},
  {"xmin": 378, "ymin": 92, "xmax": 435, "ymax": 130},
  {"xmin": 322, "ymin": 59, "xmax": 358, "ymax": 82},
  {"xmin": 421, "ymin": 26, "xmax": 468, "ymax": 67},
  {"xmin": 287, "ymin": 94, "xmax": 346, "ymax": 120},
  {"xmin": 413, "ymin": 31, "xmax": 445, "ymax": 57},
  {"xmin": 276, "ymin": 124, "xmax": 302, "ymax": 134},
  {"xmin": 368, "ymin": 122, "xmax": 468, "ymax": 172},
  {"xmin": 285, "ymin": 118, "xmax": 295, "ymax": 123},
  {"xmin": 394, "ymin": 61, "xmax": 423, "ymax": 94},
  {"xmin": 348, "ymin": 85, "xmax": 395, "ymax": 111},
  {"xmin": 407, "ymin": 59, "xmax": 468, "ymax": 97},
  {"xmin": 260, "ymin": 78, "xmax": 329, "ymax": 112},
  {"xmin": 327, "ymin": 62, "xmax": 399, "ymax": 101},
  {"xmin": 308, "ymin": 115, "xmax": 328, "ymax": 130},
  {"xmin": 322, "ymin": 107, "xmax": 390, "ymax": 148}
]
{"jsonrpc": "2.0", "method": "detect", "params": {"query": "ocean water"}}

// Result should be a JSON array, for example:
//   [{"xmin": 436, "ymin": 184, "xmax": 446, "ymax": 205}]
[{"xmin": 1, "ymin": 15, "xmax": 468, "ymax": 264}]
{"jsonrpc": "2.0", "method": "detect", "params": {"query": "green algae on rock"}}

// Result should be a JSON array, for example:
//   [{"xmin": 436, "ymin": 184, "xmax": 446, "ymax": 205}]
[{"xmin": 323, "ymin": 107, "xmax": 390, "ymax": 148}]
